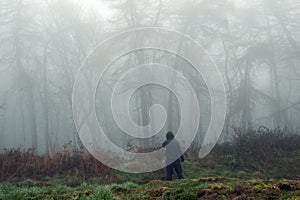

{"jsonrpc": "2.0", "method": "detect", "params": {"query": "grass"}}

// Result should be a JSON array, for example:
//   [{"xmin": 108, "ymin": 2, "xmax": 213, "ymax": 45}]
[
  {"xmin": 0, "ymin": 177, "xmax": 299, "ymax": 199},
  {"xmin": 0, "ymin": 158, "xmax": 299, "ymax": 200},
  {"xmin": 0, "ymin": 150, "xmax": 299, "ymax": 199},
  {"xmin": 0, "ymin": 130, "xmax": 299, "ymax": 199}
]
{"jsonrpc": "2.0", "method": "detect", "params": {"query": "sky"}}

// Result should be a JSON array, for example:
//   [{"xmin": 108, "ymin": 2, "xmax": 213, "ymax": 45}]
[{"xmin": 73, "ymin": 0, "xmax": 114, "ymax": 19}]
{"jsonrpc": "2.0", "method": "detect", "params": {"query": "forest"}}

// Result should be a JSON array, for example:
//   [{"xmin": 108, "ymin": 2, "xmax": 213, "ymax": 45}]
[{"xmin": 0, "ymin": 0, "xmax": 300, "ymax": 199}]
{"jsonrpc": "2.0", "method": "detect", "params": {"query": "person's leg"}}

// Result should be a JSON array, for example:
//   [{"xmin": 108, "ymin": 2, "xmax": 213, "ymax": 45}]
[
  {"xmin": 174, "ymin": 160, "xmax": 183, "ymax": 179},
  {"xmin": 166, "ymin": 164, "xmax": 173, "ymax": 181}
]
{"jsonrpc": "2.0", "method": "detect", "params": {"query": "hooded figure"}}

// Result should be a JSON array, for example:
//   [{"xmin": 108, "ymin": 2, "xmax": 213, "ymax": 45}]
[{"xmin": 162, "ymin": 131, "xmax": 184, "ymax": 180}]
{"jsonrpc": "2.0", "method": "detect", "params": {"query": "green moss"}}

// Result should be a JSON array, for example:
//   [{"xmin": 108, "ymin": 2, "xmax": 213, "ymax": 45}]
[{"xmin": 1, "ymin": 174, "xmax": 299, "ymax": 200}]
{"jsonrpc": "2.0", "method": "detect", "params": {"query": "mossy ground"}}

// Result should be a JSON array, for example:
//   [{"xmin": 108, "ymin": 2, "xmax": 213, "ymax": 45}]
[
  {"xmin": 1, "ymin": 132, "xmax": 299, "ymax": 199},
  {"xmin": 1, "ymin": 155, "xmax": 300, "ymax": 199},
  {"xmin": 0, "ymin": 177, "xmax": 299, "ymax": 199}
]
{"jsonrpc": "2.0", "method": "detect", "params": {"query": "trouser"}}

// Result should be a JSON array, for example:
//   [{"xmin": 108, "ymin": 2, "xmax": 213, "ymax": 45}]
[{"xmin": 166, "ymin": 159, "xmax": 183, "ymax": 180}]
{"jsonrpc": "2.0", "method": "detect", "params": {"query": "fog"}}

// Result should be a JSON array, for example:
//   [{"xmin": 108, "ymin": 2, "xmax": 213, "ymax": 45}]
[{"xmin": 0, "ymin": 0, "xmax": 300, "ymax": 154}]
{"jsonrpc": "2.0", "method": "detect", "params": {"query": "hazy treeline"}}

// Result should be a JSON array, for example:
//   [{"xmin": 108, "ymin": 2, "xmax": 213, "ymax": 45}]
[{"xmin": 0, "ymin": 0, "xmax": 300, "ymax": 153}]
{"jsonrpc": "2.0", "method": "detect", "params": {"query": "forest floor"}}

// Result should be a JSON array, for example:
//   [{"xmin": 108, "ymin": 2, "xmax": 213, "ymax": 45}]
[
  {"xmin": 1, "ymin": 131, "xmax": 300, "ymax": 199},
  {"xmin": 1, "ymin": 154, "xmax": 300, "ymax": 200},
  {"xmin": 0, "ymin": 176, "xmax": 299, "ymax": 199}
]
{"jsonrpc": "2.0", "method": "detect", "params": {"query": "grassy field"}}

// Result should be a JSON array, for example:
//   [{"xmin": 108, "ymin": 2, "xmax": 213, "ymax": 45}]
[
  {"xmin": 0, "ymin": 131, "xmax": 299, "ymax": 199},
  {"xmin": 0, "ymin": 177, "xmax": 299, "ymax": 199},
  {"xmin": 1, "ymin": 156, "xmax": 299, "ymax": 200}
]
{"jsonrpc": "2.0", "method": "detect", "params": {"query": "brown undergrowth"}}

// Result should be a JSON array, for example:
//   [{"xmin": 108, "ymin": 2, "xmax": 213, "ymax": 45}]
[
  {"xmin": 0, "ymin": 128, "xmax": 299, "ymax": 182},
  {"xmin": 0, "ymin": 147, "xmax": 112, "ymax": 181}
]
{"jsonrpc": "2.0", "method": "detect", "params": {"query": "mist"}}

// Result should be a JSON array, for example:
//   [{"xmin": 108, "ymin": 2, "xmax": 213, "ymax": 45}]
[{"xmin": 0, "ymin": 0, "xmax": 300, "ymax": 154}]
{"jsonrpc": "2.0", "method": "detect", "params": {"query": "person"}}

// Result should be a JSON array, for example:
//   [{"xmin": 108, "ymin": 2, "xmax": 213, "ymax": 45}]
[{"xmin": 162, "ymin": 131, "xmax": 184, "ymax": 180}]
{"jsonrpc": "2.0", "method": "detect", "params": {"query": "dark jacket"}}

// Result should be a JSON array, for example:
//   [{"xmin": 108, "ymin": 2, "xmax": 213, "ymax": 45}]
[{"xmin": 162, "ymin": 133, "xmax": 184, "ymax": 165}]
